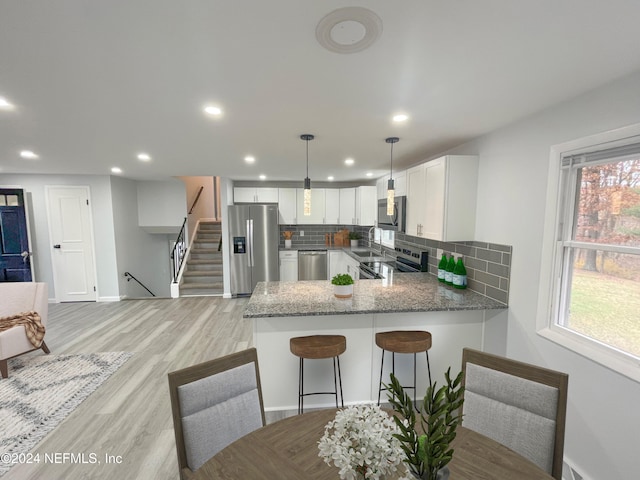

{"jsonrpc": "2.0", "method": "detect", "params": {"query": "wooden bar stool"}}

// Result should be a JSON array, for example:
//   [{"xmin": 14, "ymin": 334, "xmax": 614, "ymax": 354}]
[
  {"xmin": 376, "ymin": 330, "xmax": 432, "ymax": 407},
  {"xmin": 290, "ymin": 335, "xmax": 346, "ymax": 414}
]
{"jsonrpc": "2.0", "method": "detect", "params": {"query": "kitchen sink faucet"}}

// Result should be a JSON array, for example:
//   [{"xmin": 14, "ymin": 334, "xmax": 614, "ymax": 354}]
[{"xmin": 368, "ymin": 226, "xmax": 384, "ymax": 256}]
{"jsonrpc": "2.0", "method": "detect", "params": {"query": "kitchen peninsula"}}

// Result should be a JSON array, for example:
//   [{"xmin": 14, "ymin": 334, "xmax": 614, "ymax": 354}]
[{"xmin": 245, "ymin": 273, "xmax": 507, "ymax": 412}]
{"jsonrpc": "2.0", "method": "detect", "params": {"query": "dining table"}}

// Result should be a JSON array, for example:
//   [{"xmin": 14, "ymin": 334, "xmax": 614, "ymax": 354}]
[{"xmin": 195, "ymin": 408, "xmax": 554, "ymax": 479}]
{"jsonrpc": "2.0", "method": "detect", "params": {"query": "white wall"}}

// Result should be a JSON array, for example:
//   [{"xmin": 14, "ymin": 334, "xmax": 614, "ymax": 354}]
[
  {"xmin": 0, "ymin": 174, "xmax": 120, "ymax": 300},
  {"xmin": 444, "ymin": 69, "xmax": 640, "ymax": 479},
  {"xmin": 136, "ymin": 179, "xmax": 187, "ymax": 232},
  {"xmin": 110, "ymin": 177, "xmax": 172, "ymax": 298}
]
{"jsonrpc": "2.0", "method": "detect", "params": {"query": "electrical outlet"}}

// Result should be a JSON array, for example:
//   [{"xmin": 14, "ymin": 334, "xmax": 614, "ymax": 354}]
[
  {"xmin": 453, "ymin": 252, "xmax": 463, "ymax": 261},
  {"xmin": 300, "ymin": 230, "xmax": 304, "ymax": 236},
  {"xmin": 437, "ymin": 248, "xmax": 443, "ymax": 258}
]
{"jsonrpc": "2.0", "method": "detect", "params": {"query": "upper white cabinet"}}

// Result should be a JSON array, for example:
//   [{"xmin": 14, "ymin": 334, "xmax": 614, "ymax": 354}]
[
  {"xmin": 296, "ymin": 188, "xmax": 326, "ymax": 224},
  {"xmin": 406, "ymin": 155, "xmax": 478, "ymax": 241},
  {"xmin": 376, "ymin": 171, "xmax": 407, "ymax": 200},
  {"xmin": 324, "ymin": 190, "xmax": 340, "ymax": 224},
  {"xmin": 355, "ymin": 186, "xmax": 376, "ymax": 226},
  {"xmin": 406, "ymin": 164, "xmax": 427, "ymax": 237},
  {"xmin": 337, "ymin": 187, "xmax": 375, "ymax": 225},
  {"xmin": 235, "ymin": 186, "xmax": 377, "ymax": 226},
  {"xmin": 339, "ymin": 188, "xmax": 356, "ymax": 224},
  {"xmin": 234, "ymin": 187, "xmax": 278, "ymax": 203},
  {"xmin": 278, "ymin": 188, "xmax": 297, "ymax": 224}
]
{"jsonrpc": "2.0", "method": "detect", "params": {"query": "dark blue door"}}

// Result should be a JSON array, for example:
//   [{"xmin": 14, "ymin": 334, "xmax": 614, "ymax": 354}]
[{"xmin": 0, "ymin": 188, "xmax": 32, "ymax": 282}]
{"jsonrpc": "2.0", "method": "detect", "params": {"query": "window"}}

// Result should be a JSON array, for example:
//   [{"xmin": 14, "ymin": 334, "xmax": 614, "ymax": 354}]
[{"xmin": 543, "ymin": 130, "xmax": 640, "ymax": 378}]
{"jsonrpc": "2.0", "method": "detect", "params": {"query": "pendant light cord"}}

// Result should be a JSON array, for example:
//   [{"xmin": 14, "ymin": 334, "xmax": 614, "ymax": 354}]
[
  {"xmin": 306, "ymin": 138, "xmax": 309, "ymax": 178},
  {"xmin": 389, "ymin": 141, "xmax": 393, "ymax": 178}
]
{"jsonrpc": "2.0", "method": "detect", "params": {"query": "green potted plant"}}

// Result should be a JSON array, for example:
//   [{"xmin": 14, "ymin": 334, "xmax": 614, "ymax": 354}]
[
  {"xmin": 331, "ymin": 273, "xmax": 354, "ymax": 299},
  {"xmin": 348, "ymin": 231, "xmax": 361, "ymax": 248},
  {"xmin": 386, "ymin": 368, "xmax": 465, "ymax": 480}
]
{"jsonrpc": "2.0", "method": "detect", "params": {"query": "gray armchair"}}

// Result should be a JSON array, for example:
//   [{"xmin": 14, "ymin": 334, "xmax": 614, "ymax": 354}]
[
  {"xmin": 168, "ymin": 348, "xmax": 266, "ymax": 479},
  {"xmin": 461, "ymin": 348, "xmax": 568, "ymax": 480}
]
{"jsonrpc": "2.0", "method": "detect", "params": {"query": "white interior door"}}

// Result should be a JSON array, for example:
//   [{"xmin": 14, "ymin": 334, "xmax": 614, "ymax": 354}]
[{"xmin": 46, "ymin": 186, "xmax": 97, "ymax": 302}]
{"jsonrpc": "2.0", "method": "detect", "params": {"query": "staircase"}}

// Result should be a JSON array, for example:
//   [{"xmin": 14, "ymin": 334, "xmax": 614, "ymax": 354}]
[{"xmin": 180, "ymin": 221, "xmax": 223, "ymax": 296}]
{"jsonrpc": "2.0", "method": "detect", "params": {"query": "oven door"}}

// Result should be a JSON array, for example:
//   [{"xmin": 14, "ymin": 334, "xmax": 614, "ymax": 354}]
[{"xmin": 359, "ymin": 264, "xmax": 382, "ymax": 279}]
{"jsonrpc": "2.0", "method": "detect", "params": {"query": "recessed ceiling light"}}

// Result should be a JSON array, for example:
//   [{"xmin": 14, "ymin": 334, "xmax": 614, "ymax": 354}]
[
  {"xmin": 137, "ymin": 153, "xmax": 151, "ymax": 161},
  {"xmin": 393, "ymin": 113, "xmax": 409, "ymax": 122},
  {"xmin": 259, "ymin": 174, "xmax": 266, "ymax": 180},
  {"xmin": 366, "ymin": 172, "xmax": 373, "ymax": 177},
  {"xmin": 344, "ymin": 158, "xmax": 355, "ymax": 166},
  {"xmin": 203, "ymin": 105, "xmax": 222, "ymax": 116},
  {"xmin": 111, "ymin": 167, "xmax": 122, "ymax": 174},
  {"xmin": 327, "ymin": 176, "xmax": 335, "ymax": 181},
  {"xmin": 0, "ymin": 97, "xmax": 14, "ymax": 110},
  {"xmin": 245, "ymin": 156, "xmax": 255, "ymax": 164},
  {"xmin": 20, "ymin": 150, "xmax": 38, "ymax": 159}
]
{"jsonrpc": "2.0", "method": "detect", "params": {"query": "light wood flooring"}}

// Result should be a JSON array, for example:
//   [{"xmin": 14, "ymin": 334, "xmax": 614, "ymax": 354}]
[{"xmin": 8, "ymin": 296, "xmax": 252, "ymax": 480}]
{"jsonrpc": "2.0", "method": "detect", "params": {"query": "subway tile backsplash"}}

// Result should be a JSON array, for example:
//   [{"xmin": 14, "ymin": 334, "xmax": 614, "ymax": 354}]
[
  {"xmin": 279, "ymin": 224, "xmax": 363, "ymax": 247},
  {"xmin": 279, "ymin": 224, "xmax": 511, "ymax": 305},
  {"xmin": 393, "ymin": 233, "xmax": 511, "ymax": 305}
]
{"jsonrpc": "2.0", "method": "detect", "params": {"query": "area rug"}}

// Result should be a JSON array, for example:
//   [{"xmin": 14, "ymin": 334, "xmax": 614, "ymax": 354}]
[{"xmin": 0, "ymin": 352, "xmax": 133, "ymax": 477}]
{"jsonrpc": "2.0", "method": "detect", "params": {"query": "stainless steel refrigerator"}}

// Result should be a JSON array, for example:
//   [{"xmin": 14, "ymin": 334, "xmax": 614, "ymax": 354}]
[{"xmin": 228, "ymin": 204, "xmax": 280, "ymax": 295}]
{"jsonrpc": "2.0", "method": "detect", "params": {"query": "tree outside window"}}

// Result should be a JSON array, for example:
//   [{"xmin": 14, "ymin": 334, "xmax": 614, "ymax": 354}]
[{"xmin": 560, "ymin": 155, "xmax": 640, "ymax": 358}]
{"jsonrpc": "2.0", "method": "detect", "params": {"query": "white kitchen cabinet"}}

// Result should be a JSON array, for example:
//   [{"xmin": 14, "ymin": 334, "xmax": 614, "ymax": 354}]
[
  {"xmin": 406, "ymin": 164, "xmax": 427, "ymax": 237},
  {"xmin": 234, "ymin": 187, "xmax": 278, "ymax": 203},
  {"xmin": 376, "ymin": 171, "xmax": 407, "ymax": 200},
  {"xmin": 355, "ymin": 186, "xmax": 377, "ymax": 225},
  {"xmin": 344, "ymin": 254, "xmax": 360, "ymax": 281},
  {"xmin": 406, "ymin": 155, "xmax": 478, "ymax": 241},
  {"xmin": 279, "ymin": 250, "xmax": 298, "ymax": 281},
  {"xmin": 324, "ymin": 190, "xmax": 340, "ymax": 224},
  {"xmin": 339, "ymin": 188, "xmax": 356, "ymax": 224},
  {"xmin": 278, "ymin": 188, "xmax": 297, "ymax": 224},
  {"xmin": 328, "ymin": 250, "xmax": 348, "ymax": 279},
  {"xmin": 296, "ymin": 188, "xmax": 326, "ymax": 224}
]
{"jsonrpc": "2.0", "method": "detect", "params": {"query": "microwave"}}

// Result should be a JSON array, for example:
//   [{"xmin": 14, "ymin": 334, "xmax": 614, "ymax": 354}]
[{"xmin": 377, "ymin": 196, "xmax": 406, "ymax": 232}]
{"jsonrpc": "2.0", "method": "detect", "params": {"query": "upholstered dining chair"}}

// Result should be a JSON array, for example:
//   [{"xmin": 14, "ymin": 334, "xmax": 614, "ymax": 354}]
[
  {"xmin": 168, "ymin": 348, "xmax": 266, "ymax": 480},
  {"xmin": 461, "ymin": 348, "xmax": 568, "ymax": 480},
  {"xmin": 0, "ymin": 282, "xmax": 50, "ymax": 378}
]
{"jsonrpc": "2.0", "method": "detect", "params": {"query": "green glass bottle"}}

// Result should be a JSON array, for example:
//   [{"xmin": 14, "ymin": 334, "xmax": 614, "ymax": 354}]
[
  {"xmin": 445, "ymin": 255, "xmax": 455, "ymax": 285},
  {"xmin": 437, "ymin": 254, "xmax": 447, "ymax": 282},
  {"xmin": 453, "ymin": 258, "xmax": 467, "ymax": 289}
]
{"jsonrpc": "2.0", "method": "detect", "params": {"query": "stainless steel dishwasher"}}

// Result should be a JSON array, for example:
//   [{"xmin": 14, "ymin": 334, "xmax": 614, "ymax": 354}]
[{"xmin": 298, "ymin": 250, "xmax": 328, "ymax": 280}]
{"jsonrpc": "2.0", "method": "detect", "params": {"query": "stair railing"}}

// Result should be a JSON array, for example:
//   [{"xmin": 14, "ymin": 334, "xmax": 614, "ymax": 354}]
[
  {"xmin": 188, "ymin": 186, "xmax": 204, "ymax": 214},
  {"xmin": 124, "ymin": 272, "xmax": 156, "ymax": 297},
  {"xmin": 171, "ymin": 217, "xmax": 188, "ymax": 283}
]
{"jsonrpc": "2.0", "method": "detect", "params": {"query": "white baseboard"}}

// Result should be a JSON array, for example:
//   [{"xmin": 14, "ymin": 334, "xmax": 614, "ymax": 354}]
[{"xmin": 98, "ymin": 296, "xmax": 121, "ymax": 302}]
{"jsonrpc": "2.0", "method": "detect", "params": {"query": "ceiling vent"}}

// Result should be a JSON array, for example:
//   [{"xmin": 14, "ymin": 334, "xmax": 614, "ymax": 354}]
[{"xmin": 316, "ymin": 7, "xmax": 382, "ymax": 54}]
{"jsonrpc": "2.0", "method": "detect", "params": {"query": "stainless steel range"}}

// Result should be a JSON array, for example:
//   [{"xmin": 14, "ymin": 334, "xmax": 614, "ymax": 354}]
[{"xmin": 359, "ymin": 253, "xmax": 428, "ymax": 279}]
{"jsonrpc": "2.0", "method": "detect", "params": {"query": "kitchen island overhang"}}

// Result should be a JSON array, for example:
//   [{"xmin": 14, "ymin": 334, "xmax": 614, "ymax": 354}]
[{"xmin": 245, "ymin": 273, "xmax": 507, "ymax": 412}]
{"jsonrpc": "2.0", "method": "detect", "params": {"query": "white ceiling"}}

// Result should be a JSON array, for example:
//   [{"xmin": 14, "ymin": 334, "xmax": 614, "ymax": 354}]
[{"xmin": 2, "ymin": 1, "xmax": 640, "ymax": 183}]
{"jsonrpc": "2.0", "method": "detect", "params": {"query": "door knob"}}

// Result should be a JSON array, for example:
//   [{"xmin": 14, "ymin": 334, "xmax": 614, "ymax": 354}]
[{"xmin": 53, "ymin": 244, "xmax": 61, "ymax": 249}]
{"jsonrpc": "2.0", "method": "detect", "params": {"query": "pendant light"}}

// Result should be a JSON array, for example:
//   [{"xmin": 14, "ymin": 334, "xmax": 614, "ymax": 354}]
[
  {"xmin": 386, "ymin": 137, "xmax": 399, "ymax": 215},
  {"xmin": 301, "ymin": 134, "xmax": 314, "ymax": 216}
]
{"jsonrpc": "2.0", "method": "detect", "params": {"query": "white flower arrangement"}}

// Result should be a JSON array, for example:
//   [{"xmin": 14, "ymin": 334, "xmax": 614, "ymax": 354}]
[{"xmin": 318, "ymin": 405, "xmax": 409, "ymax": 480}]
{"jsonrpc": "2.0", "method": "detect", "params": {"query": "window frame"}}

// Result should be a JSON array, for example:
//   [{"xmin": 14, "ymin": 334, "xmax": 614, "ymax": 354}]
[{"xmin": 537, "ymin": 123, "xmax": 640, "ymax": 383}]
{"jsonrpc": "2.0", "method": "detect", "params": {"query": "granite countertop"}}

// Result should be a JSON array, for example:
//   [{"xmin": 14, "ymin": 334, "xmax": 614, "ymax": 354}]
[
  {"xmin": 280, "ymin": 244, "xmax": 350, "ymax": 251},
  {"xmin": 244, "ymin": 273, "xmax": 507, "ymax": 318}
]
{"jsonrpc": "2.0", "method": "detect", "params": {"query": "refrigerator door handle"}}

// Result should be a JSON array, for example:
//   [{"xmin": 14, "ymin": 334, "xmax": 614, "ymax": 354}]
[{"xmin": 247, "ymin": 219, "xmax": 254, "ymax": 267}]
